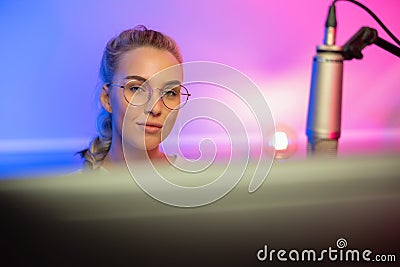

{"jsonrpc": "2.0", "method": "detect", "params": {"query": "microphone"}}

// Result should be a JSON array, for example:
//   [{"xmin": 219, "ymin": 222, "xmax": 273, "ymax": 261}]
[{"xmin": 306, "ymin": 4, "xmax": 344, "ymax": 157}]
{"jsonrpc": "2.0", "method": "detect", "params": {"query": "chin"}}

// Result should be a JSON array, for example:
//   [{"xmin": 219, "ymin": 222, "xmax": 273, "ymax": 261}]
[{"xmin": 144, "ymin": 143, "xmax": 161, "ymax": 151}]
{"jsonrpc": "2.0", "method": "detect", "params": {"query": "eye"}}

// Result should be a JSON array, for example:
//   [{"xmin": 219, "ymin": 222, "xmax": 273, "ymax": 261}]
[
  {"xmin": 127, "ymin": 84, "xmax": 146, "ymax": 93},
  {"xmin": 162, "ymin": 85, "xmax": 180, "ymax": 97},
  {"xmin": 129, "ymin": 86, "xmax": 142, "ymax": 92},
  {"xmin": 162, "ymin": 89, "xmax": 177, "ymax": 97}
]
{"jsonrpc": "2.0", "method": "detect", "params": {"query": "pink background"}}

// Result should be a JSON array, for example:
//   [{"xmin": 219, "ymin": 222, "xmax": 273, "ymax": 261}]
[{"xmin": 0, "ymin": 0, "xmax": 399, "ymax": 162}]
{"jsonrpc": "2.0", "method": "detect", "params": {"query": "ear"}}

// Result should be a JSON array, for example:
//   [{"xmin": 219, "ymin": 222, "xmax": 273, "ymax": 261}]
[{"xmin": 100, "ymin": 84, "xmax": 112, "ymax": 113}]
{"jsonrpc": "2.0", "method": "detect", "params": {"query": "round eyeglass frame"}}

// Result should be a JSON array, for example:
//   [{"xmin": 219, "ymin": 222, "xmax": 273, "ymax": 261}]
[{"xmin": 106, "ymin": 81, "xmax": 191, "ymax": 110}]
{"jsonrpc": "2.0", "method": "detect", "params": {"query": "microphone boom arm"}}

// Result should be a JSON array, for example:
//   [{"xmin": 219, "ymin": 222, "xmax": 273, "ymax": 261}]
[{"xmin": 342, "ymin": 26, "xmax": 400, "ymax": 60}]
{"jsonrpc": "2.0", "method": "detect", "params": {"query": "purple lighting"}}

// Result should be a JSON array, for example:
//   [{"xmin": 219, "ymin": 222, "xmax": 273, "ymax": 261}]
[{"xmin": 0, "ymin": 0, "xmax": 399, "ymax": 175}]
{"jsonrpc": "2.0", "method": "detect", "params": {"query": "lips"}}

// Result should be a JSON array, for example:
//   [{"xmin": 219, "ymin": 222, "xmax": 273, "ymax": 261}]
[{"xmin": 137, "ymin": 122, "xmax": 163, "ymax": 134}]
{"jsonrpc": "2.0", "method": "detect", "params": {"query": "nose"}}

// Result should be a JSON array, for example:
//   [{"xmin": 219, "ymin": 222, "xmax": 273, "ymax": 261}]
[{"xmin": 144, "ymin": 90, "xmax": 162, "ymax": 116}]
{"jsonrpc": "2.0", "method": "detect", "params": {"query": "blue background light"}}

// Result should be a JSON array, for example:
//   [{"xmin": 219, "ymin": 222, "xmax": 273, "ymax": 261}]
[{"xmin": 1, "ymin": 0, "xmax": 399, "ymax": 177}]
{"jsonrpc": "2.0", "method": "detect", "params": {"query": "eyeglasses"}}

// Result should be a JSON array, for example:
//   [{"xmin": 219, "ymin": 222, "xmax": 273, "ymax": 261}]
[{"xmin": 107, "ymin": 80, "xmax": 191, "ymax": 110}]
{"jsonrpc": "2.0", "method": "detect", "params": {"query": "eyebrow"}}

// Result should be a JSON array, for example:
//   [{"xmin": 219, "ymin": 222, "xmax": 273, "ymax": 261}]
[
  {"xmin": 124, "ymin": 75, "xmax": 181, "ymax": 86},
  {"xmin": 164, "ymin": 80, "xmax": 181, "ymax": 86},
  {"xmin": 124, "ymin": 75, "xmax": 147, "ymax": 82}
]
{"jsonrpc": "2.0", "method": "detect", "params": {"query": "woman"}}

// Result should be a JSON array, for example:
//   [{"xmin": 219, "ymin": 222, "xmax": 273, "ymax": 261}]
[{"xmin": 79, "ymin": 25, "xmax": 190, "ymax": 171}]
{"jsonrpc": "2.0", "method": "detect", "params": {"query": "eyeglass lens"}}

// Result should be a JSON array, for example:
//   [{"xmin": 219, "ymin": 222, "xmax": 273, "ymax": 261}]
[{"xmin": 123, "ymin": 80, "xmax": 189, "ymax": 110}]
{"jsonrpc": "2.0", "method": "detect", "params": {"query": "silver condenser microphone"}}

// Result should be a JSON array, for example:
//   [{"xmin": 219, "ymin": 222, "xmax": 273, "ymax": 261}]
[{"xmin": 306, "ymin": 4, "xmax": 344, "ymax": 156}]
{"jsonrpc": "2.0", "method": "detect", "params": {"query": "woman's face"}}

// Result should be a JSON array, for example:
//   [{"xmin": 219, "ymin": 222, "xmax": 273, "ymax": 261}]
[{"xmin": 102, "ymin": 46, "xmax": 182, "ymax": 151}]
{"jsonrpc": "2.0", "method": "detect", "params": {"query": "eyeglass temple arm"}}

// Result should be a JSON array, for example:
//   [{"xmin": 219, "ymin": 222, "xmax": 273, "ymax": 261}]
[{"xmin": 106, "ymin": 83, "xmax": 124, "ymax": 89}]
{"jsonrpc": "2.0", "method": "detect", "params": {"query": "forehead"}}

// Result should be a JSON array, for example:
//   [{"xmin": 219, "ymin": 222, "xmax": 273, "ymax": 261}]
[{"xmin": 115, "ymin": 47, "xmax": 182, "ymax": 85}]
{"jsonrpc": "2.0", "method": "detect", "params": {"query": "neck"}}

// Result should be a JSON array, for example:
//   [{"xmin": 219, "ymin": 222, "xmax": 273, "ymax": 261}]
[{"xmin": 101, "ymin": 133, "xmax": 166, "ymax": 170}]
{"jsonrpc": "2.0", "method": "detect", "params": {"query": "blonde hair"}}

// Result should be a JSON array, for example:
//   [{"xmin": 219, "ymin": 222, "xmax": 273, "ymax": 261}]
[{"xmin": 79, "ymin": 25, "xmax": 183, "ymax": 170}]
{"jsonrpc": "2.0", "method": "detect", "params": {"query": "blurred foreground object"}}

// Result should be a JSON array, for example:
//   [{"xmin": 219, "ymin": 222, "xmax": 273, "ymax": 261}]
[{"xmin": 1, "ymin": 154, "xmax": 399, "ymax": 266}]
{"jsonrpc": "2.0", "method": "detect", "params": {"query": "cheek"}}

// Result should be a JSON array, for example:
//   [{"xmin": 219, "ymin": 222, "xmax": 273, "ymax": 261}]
[
  {"xmin": 111, "ymin": 94, "xmax": 136, "ymax": 135},
  {"xmin": 121, "ymin": 105, "xmax": 147, "ymax": 148},
  {"xmin": 161, "ymin": 110, "xmax": 179, "ymax": 140},
  {"xmin": 121, "ymin": 105, "xmax": 142, "ymax": 133}
]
